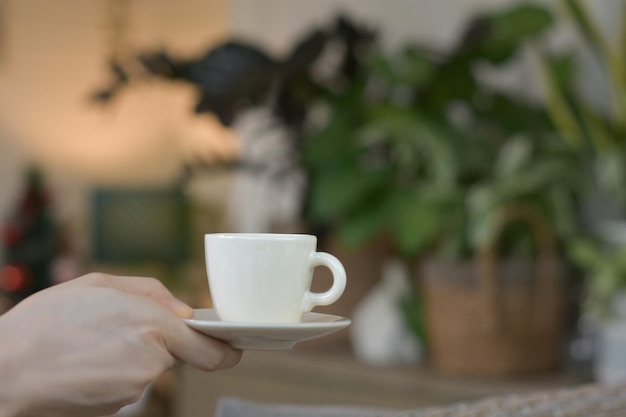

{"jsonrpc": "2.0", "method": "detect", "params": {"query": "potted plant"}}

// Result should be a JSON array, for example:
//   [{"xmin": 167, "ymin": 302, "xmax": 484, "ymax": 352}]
[{"xmin": 303, "ymin": 3, "xmax": 587, "ymax": 374}]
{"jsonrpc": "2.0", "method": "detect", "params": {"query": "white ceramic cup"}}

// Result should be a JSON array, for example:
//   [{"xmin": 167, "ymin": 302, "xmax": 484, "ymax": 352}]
[{"xmin": 205, "ymin": 233, "xmax": 347, "ymax": 323}]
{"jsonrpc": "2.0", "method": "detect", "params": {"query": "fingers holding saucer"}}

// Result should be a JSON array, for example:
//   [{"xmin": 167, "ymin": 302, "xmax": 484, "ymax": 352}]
[{"xmin": 164, "ymin": 315, "xmax": 243, "ymax": 371}]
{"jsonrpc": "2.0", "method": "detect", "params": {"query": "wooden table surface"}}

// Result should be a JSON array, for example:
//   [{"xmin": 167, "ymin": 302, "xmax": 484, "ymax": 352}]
[{"xmin": 172, "ymin": 347, "xmax": 586, "ymax": 417}]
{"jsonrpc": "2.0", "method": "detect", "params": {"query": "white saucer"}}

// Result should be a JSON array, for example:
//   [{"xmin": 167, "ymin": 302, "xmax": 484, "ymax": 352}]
[{"xmin": 182, "ymin": 308, "xmax": 351, "ymax": 350}]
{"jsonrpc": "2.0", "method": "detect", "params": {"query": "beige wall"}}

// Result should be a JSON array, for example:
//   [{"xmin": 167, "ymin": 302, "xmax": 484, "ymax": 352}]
[
  {"xmin": 0, "ymin": 0, "xmax": 229, "ymax": 186},
  {"xmin": 227, "ymin": 0, "xmax": 554, "ymax": 54}
]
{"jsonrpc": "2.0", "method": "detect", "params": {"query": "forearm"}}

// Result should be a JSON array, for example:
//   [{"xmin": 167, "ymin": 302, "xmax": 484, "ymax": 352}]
[{"xmin": 0, "ymin": 315, "xmax": 28, "ymax": 417}]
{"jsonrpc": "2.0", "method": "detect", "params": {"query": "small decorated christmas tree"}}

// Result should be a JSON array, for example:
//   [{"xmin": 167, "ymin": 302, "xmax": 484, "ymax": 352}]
[{"xmin": 1, "ymin": 168, "xmax": 61, "ymax": 304}]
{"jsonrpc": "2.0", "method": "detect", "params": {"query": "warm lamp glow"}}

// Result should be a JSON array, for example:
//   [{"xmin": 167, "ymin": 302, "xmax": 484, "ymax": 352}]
[
  {"xmin": 0, "ymin": 0, "xmax": 234, "ymax": 185},
  {"xmin": 1, "ymin": 78, "xmax": 240, "ymax": 184}
]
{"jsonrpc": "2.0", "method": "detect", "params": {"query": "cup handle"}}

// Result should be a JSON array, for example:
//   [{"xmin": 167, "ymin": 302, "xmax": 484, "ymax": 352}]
[{"xmin": 302, "ymin": 252, "xmax": 347, "ymax": 313}]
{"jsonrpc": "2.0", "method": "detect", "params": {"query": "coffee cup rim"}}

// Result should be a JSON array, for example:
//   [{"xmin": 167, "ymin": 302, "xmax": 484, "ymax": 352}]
[{"xmin": 205, "ymin": 233, "xmax": 316, "ymax": 241}]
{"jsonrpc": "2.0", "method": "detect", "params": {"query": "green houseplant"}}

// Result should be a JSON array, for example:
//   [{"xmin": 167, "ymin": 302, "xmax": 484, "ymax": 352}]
[
  {"xmin": 302, "ymin": 3, "xmax": 588, "ymax": 374},
  {"xmin": 304, "ymin": 3, "xmax": 583, "ymax": 262}
]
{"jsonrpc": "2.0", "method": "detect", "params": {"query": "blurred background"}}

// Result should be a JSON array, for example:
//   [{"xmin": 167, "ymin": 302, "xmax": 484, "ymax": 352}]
[{"xmin": 2, "ymin": 0, "xmax": 626, "ymax": 416}]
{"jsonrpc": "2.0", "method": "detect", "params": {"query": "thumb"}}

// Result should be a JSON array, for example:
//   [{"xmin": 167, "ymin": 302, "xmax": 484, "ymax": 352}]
[{"xmin": 175, "ymin": 302, "xmax": 194, "ymax": 319}]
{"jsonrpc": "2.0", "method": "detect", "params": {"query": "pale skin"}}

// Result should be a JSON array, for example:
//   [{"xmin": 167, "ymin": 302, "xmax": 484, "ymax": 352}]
[{"xmin": 0, "ymin": 273, "xmax": 243, "ymax": 417}]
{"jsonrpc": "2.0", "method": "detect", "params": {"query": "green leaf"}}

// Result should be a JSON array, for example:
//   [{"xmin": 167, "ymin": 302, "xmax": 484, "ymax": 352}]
[
  {"xmin": 593, "ymin": 268, "xmax": 618, "ymax": 292},
  {"xmin": 535, "ymin": 51, "xmax": 585, "ymax": 147},
  {"xmin": 569, "ymin": 238, "xmax": 603, "ymax": 269},
  {"xmin": 547, "ymin": 51, "xmax": 577, "ymax": 87},
  {"xmin": 390, "ymin": 191, "xmax": 446, "ymax": 256},
  {"xmin": 529, "ymin": 156, "xmax": 583, "ymax": 189},
  {"xmin": 400, "ymin": 295, "xmax": 428, "ymax": 343},
  {"xmin": 367, "ymin": 105, "xmax": 421, "ymax": 136},
  {"xmin": 467, "ymin": 185, "xmax": 494, "ymax": 216},
  {"xmin": 595, "ymin": 152, "xmax": 626, "ymax": 206},
  {"xmin": 390, "ymin": 184, "xmax": 458, "ymax": 256},
  {"xmin": 425, "ymin": 57, "xmax": 478, "ymax": 104},
  {"xmin": 308, "ymin": 168, "xmax": 391, "ymax": 221},
  {"xmin": 304, "ymin": 115, "xmax": 359, "ymax": 170},
  {"xmin": 561, "ymin": 0, "xmax": 626, "ymax": 128},
  {"xmin": 615, "ymin": 248, "xmax": 626, "ymax": 272},
  {"xmin": 492, "ymin": 4, "xmax": 554, "ymax": 36},
  {"xmin": 535, "ymin": 49, "xmax": 609, "ymax": 151},
  {"xmin": 436, "ymin": 207, "xmax": 469, "ymax": 260},
  {"xmin": 471, "ymin": 92, "xmax": 554, "ymax": 136},
  {"xmin": 367, "ymin": 109, "xmax": 458, "ymax": 188},
  {"xmin": 535, "ymin": 49, "xmax": 614, "ymax": 151},
  {"xmin": 370, "ymin": 46, "xmax": 435, "ymax": 88},
  {"xmin": 578, "ymin": 103, "xmax": 615, "ymax": 150},
  {"xmin": 468, "ymin": 208, "xmax": 501, "ymax": 250},
  {"xmin": 546, "ymin": 190, "xmax": 578, "ymax": 239},
  {"xmin": 494, "ymin": 137, "xmax": 532, "ymax": 178},
  {"xmin": 480, "ymin": 4, "xmax": 555, "ymax": 64},
  {"xmin": 337, "ymin": 194, "xmax": 392, "ymax": 248},
  {"xmin": 393, "ymin": 46, "xmax": 436, "ymax": 87}
]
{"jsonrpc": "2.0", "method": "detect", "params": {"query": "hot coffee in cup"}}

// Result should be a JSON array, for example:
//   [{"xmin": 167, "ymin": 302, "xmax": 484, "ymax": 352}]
[{"xmin": 205, "ymin": 233, "xmax": 346, "ymax": 323}]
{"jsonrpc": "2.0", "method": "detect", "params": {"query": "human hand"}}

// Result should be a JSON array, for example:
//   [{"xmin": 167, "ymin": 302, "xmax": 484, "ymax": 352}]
[{"xmin": 0, "ymin": 273, "xmax": 242, "ymax": 417}]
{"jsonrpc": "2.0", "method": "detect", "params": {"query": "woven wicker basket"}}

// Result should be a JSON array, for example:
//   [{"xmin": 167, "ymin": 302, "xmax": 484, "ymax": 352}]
[{"xmin": 422, "ymin": 204, "xmax": 567, "ymax": 376}]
